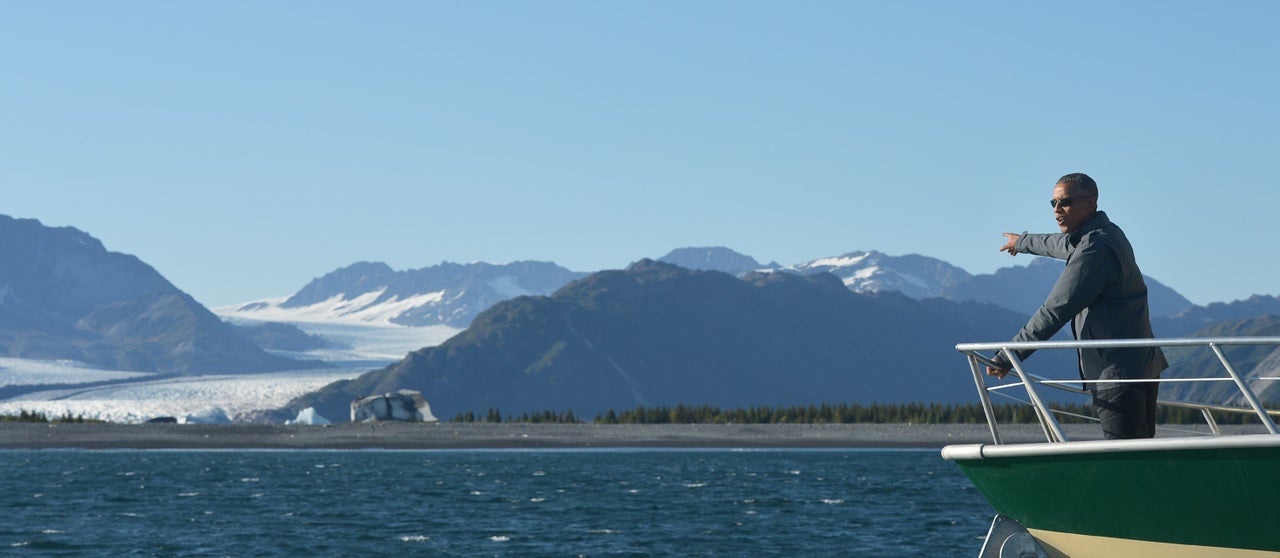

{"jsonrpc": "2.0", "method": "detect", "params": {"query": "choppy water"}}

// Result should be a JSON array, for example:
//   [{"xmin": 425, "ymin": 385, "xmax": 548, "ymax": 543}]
[{"xmin": 1, "ymin": 449, "xmax": 993, "ymax": 556}]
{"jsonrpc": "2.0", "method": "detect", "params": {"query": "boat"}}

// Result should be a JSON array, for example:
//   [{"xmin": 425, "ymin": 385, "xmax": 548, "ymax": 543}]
[{"xmin": 941, "ymin": 337, "xmax": 1280, "ymax": 557}]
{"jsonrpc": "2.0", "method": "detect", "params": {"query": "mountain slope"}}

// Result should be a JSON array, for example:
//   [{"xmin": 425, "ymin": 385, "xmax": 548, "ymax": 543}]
[
  {"xmin": 289, "ymin": 260, "xmax": 1030, "ymax": 421},
  {"xmin": 0, "ymin": 215, "xmax": 307, "ymax": 374}
]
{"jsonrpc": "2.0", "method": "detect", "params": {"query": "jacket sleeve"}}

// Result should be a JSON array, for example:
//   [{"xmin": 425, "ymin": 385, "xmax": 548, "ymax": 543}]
[
  {"xmin": 1006, "ymin": 239, "xmax": 1119, "ymax": 362},
  {"xmin": 1015, "ymin": 232, "xmax": 1072, "ymax": 260}
]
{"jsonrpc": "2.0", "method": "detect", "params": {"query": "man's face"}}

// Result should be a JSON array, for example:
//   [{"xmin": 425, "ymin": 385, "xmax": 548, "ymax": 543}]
[{"xmin": 1052, "ymin": 182, "xmax": 1097, "ymax": 233}]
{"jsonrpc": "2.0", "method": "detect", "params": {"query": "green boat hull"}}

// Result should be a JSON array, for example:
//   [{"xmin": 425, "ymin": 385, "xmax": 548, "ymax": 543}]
[{"xmin": 944, "ymin": 435, "xmax": 1280, "ymax": 556}]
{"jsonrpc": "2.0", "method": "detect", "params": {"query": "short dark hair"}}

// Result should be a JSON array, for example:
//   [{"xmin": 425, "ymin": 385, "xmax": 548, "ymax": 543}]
[{"xmin": 1057, "ymin": 173, "xmax": 1098, "ymax": 197}]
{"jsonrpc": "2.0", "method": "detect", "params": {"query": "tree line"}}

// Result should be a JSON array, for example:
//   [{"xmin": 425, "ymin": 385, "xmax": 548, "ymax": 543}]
[
  {"xmin": 451, "ymin": 408, "xmax": 583, "ymax": 424},
  {"xmin": 595, "ymin": 402, "xmax": 1074, "ymax": 425},
  {"xmin": 449, "ymin": 401, "xmax": 1261, "ymax": 425},
  {"xmin": 0, "ymin": 410, "xmax": 97, "ymax": 423}
]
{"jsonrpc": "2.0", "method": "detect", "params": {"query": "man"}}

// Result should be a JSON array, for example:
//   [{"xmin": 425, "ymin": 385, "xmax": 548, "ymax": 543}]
[{"xmin": 986, "ymin": 172, "xmax": 1167, "ymax": 439}]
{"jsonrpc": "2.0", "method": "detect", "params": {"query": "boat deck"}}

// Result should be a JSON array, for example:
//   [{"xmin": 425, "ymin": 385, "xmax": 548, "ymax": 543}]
[{"xmin": 942, "ymin": 337, "xmax": 1280, "ymax": 558}]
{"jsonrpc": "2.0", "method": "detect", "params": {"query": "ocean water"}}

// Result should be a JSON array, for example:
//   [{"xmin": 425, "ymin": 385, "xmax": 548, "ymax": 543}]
[{"xmin": 1, "ymin": 449, "xmax": 993, "ymax": 557}]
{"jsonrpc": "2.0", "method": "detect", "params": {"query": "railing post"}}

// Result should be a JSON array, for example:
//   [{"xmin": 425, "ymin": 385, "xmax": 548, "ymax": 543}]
[
  {"xmin": 966, "ymin": 353, "xmax": 1003, "ymax": 445},
  {"xmin": 1005, "ymin": 350, "xmax": 1069, "ymax": 443},
  {"xmin": 1210, "ymin": 343, "xmax": 1280, "ymax": 434},
  {"xmin": 1199, "ymin": 408, "xmax": 1221, "ymax": 436}
]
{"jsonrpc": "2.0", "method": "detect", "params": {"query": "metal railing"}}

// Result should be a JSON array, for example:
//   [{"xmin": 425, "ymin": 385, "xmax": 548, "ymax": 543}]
[{"xmin": 955, "ymin": 337, "xmax": 1280, "ymax": 444}]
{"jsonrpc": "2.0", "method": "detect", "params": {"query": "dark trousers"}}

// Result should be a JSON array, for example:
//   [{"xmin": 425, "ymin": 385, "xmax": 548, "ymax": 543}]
[{"xmin": 1093, "ymin": 381, "xmax": 1159, "ymax": 439}]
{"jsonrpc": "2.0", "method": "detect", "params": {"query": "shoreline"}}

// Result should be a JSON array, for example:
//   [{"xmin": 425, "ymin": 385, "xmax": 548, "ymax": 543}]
[{"xmin": 0, "ymin": 422, "xmax": 1115, "ymax": 450}]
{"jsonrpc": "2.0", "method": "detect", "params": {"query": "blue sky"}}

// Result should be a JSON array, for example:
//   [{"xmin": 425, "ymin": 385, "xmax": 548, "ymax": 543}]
[{"xmin": 4, "ymin": 1, "xmax": 1277, "ymax": 307}]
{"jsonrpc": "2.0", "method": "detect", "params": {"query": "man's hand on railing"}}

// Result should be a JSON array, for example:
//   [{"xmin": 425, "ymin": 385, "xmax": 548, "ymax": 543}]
[{"xmin": 985, "ymin": 351, "xmax": 1012, "ymax": 379}]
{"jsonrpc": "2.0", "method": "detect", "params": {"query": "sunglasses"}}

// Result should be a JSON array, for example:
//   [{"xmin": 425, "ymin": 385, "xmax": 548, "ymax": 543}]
[{"xmin": 1049, "ymin": 196, "xmax": 1089, "ymax": 209}]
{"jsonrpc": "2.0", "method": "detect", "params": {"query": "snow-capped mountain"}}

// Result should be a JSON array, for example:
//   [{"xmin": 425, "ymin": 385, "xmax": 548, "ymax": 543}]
[
  {"xmin": 784, "ymin": 250, "xmax": 973, "ymax": 299},
  {"xmin": 219, "ymin": 260, "xmax": 589, "ymax": 328}
]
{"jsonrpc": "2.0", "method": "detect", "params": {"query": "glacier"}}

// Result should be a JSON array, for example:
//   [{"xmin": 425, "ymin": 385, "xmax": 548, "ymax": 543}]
[
  {"xmin": 1, "ymin": 312, "xmax": 461, "ymax": 424},
  {"xmin": 0, "ymin": 368, "xmax": 357, "ymax": 424}
]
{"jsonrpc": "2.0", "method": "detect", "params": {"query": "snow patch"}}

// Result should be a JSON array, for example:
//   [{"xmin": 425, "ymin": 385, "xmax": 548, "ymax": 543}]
[
  {"xmin": 852, "ymin": 265, "xmax": 880, "ymax": 280},
  {"xmin": 799, "ymin": 253, "xmax": 872, "ymax": 270},
  {"xmin": 215, "ymin": 288, "xmax": 447, "ymax": 326}
]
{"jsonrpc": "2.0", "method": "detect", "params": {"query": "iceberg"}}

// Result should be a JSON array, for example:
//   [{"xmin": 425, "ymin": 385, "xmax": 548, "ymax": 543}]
[
  {"xmin": 180, "ymin": 408, "xmax": 232, "ymax": 425},
  {"xmin": 286, "ymin": 407, "xmax": 332, "ymax": 425},
  {"xmin": 351, "ymin": 390, "xmax": 438, "ymax": 423}
]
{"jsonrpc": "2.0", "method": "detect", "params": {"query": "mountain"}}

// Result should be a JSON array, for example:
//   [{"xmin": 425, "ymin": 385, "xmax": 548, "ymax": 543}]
[
  {"xmin": 785, "ymin": 250, "xmax": 973, "ymax": 299},
  {"xmin": 657, "ymin": 247, "xmax": 778, "ymax": 276},
  {"xmin": 0, "ymin": 215, "xmax": 308, "ymax": 374},
  {"xmin": 223, "ymin": 260, "xmax": 588, "ymax": 328},
  {"xmin": 287, "ymin": 260, "xmax": 1031, "ymax": 421}
]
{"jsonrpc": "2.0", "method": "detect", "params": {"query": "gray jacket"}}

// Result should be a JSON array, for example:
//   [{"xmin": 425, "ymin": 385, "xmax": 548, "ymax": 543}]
[{"xmin": 1004, "ymin": 211, "xmax": 1167, "ymax": 390}]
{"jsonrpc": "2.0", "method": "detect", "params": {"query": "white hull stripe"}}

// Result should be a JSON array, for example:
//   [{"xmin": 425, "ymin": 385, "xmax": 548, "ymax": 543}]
[{"xmin": 1029, "ymin": 529, "xmax": 1280, "ymax": 558}]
